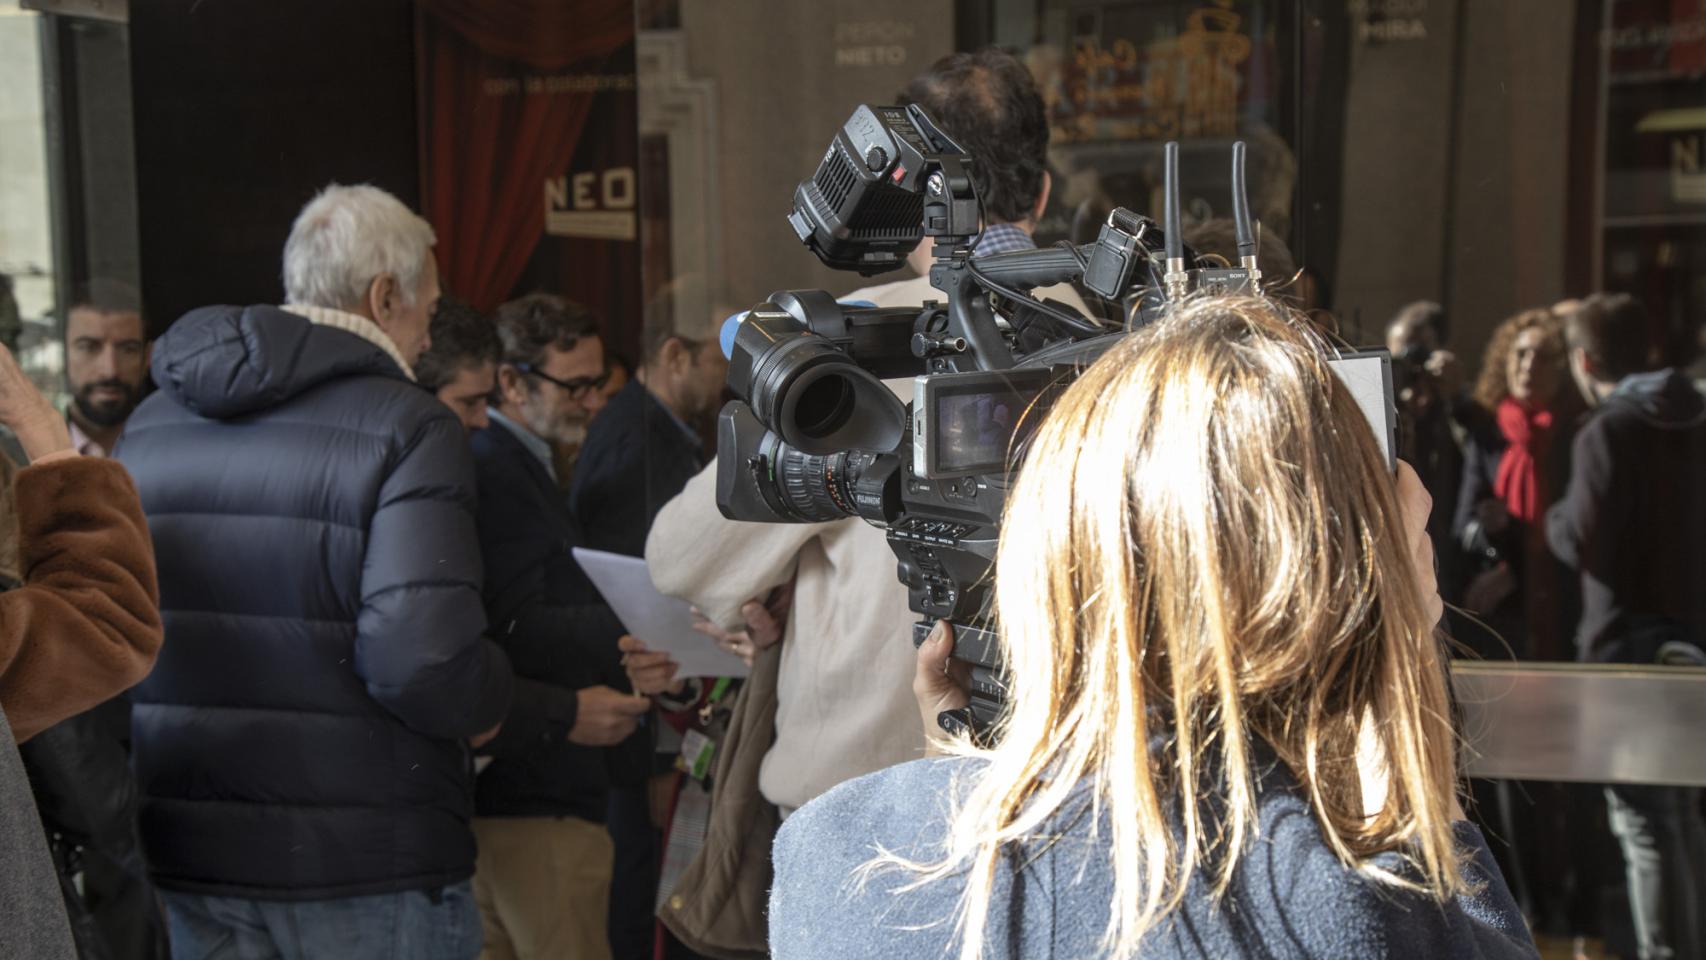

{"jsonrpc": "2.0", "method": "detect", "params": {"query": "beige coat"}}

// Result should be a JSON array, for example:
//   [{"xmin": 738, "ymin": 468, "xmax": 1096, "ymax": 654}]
[
  {"xmin": 645, "ymin": 269, "xmax": 1088, "ymax": 812},
  {"xmin": 646, "ymin": 458, "xmax": 924, "ymax": 813},
  {"xmin": 655, "ymin": 644, "xmax": 781, "ymax": 959}
]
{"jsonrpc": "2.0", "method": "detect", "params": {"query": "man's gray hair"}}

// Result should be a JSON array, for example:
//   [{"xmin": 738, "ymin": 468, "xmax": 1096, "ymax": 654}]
[{"xmin": 282, "ymin": 184, "xmax": 438, "ymax": 310}]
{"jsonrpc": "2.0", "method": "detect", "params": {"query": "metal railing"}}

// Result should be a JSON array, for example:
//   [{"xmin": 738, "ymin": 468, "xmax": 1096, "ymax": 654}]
[{"xmin": 1453, "ymin": 661, "xmax": 1706, "ymax": 786}]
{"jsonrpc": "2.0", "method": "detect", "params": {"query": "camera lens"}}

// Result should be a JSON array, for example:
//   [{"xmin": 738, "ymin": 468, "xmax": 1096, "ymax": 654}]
[
  {"xmin": 773, "ymin": 358, "xmax": 905, "ymax": 455},
  {"xmin": 728, "ymin": 299, "xmax": 908, "ymax": 456},
  {"xmin": 790, "ymin": 370, "xmax": 857, "ymax": 440},
  {"xmin": 776, "ymin": 449, "xmax": 851, "ymax": 522}
]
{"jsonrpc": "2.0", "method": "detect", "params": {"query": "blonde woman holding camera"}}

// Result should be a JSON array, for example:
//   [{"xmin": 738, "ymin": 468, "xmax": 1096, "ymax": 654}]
[{"xmin": 769, "ymin": 297, "xmax": 1537, "ymax": 959}]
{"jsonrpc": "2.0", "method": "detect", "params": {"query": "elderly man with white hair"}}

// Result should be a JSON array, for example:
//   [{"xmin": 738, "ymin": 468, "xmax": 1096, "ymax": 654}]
[{"xmin": 116, "ymin": 184, "xmax": 514, "ymax": 960}]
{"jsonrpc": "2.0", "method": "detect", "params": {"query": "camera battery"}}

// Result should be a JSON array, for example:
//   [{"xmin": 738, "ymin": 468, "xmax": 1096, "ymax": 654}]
[{"xmin": 1082, "ymin": 220, "xmax": 1141, "ymax": 300}]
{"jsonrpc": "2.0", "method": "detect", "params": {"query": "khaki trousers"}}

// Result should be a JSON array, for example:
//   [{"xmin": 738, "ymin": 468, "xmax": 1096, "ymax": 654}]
[{"xmin": 473, "ymin": 816, "xmax": 614, "ymax": 960}]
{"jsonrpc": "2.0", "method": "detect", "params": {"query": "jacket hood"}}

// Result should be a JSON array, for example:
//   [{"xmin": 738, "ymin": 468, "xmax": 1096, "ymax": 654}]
[
  {"xmin": 150, "ymin": 305, "xmax": 407, "ymax": 420},
  {"xmin": 1604, "ymin": 369, "xmax": 1706, "ymax": 430}
]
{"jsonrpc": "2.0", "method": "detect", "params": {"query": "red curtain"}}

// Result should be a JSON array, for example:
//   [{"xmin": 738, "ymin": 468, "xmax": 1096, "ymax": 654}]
[
  {"xmin": 416, "ymin": 0, "xmax": 634, "ymax": 310},
  {"xmin": 1673, "ymin": 0, "xmax": 1706, "ymax": 73}
]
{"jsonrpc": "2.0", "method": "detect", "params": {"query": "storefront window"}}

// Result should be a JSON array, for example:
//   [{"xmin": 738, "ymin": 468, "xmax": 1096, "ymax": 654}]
[
  {"xmin": 0, "ymin": 0, "xmax": 60, "ymax": 401},
  {"xmin": 0, "ymin": 0, "xmax": 138, "ymax": 409}
]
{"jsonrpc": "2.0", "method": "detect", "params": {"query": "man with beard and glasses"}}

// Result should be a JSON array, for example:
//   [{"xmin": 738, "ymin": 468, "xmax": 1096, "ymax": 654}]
[
  {"xmin": 469, "ymin": 293, "xmax": 651, "ymax": 960},
  {"xmin": 63, "ymin": 280, "xmax": 150, "ymax": 457}
]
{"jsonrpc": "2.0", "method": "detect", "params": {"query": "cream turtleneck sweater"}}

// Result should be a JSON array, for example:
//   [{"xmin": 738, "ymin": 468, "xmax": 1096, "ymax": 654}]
[{"xmin": 282, "ymin": 303, "xmax": 416, "ymax": 382}]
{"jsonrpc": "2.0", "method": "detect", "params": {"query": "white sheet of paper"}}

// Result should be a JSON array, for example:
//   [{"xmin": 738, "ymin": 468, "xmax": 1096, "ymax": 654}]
[
  {"xmin": 571, "ymin": 547, "xmax": 751, "ymax": 679},
  {"xmin": 1326, "ymin": 352, "xmax": 1397, "ymax": 471}
]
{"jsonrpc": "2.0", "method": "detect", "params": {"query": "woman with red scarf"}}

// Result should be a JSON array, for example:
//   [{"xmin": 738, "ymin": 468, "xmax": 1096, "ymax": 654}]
[
  {"xmin": 1454, "ymin": 308, "xmax": 1581, "ymax": 660},
  {"xmin": 1451, "ymin": 307, "xmax": 1591, "ymax": 945}
]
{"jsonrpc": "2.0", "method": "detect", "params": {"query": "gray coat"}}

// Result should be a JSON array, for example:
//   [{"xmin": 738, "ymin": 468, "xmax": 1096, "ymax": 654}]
[{"xmin": 0, "ymin": 705, "xmax": 75, "ymax": 959}]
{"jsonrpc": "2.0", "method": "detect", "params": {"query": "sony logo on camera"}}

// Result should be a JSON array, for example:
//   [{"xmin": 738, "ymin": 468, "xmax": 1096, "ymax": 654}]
[{"xmin": 544, "ymin": 167, "xmax": 636, "ymax": 241}]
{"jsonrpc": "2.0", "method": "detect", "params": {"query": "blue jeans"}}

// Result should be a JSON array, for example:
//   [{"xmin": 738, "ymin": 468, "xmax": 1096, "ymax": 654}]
[
  {"xmin": 163, "ymin": 882, "xmax": 481, "ymax": 960},
  {"xmin": 1605, "ymin": 785, "xmax": 1706, "ymax": 960}
]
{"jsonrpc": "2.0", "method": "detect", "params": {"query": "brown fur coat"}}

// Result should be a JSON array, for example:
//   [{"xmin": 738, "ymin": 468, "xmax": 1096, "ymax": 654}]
[{"xmin": 0, "ymin": 456, "xmax": 162, "ymax": 741}]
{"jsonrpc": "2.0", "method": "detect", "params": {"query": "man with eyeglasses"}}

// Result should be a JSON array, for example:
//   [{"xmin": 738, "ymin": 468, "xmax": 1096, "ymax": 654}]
[{"xmin": 469, "ymin": 292, "xmax": 647, "ymax": 960}]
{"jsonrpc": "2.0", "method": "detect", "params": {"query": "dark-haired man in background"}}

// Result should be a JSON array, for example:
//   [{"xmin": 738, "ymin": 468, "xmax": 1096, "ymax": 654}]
[
  {"xmin": 1546, "ymin": 292, "xmax": 1706, "ymax": 960},
  {"xmin": 417, "ymin": 297, "xmax": 500, "ymax": 434},
  {"xmin": 19, "ymin": 276, "xmax": 165, "ymax": 960},
  {"xmin": 637, "ymin": 51, "xmax": 1116, "ymax": 950},
  {"xmin": 571, "ymin": 303, "xmax": 725, "ymax": 557},
  {"xmin": 651, "ymin": 47, "xmax": 1082, "ymax": 826},
  {"xmin": 470, "ymin": 292, "xmax": 650, "ymax": 960},
  {"xmin": 63, "ymin": 280, "xmax": 149, "ymax": 458},
  {"xmin": 0, "ymin": 280, "xmax": 147, "ymax": 470},
  {"xmin": 848, "ymin": 48, "xmax": 1090, "ymax": 315},
  {"xmin": 652, "ymin": 47, "xmax": 1083, "ymax": 819}
]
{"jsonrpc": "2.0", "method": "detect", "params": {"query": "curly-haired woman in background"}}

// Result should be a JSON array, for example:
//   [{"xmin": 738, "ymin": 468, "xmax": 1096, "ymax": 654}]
[
  {"xmin": 1454, "ymin": 308, "xmax": 1580, "ymax": 660},
  {"xmin": 1449, "ymin": 308, "xmax": 1592, "ymax": 942},
  {"xmin": 767, "ymin": 297, "xmax": 1537, "ymax": 959}
]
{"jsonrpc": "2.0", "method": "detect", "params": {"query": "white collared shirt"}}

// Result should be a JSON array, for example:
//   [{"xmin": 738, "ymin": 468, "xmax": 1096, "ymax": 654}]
[{"xmin": 67, "ymin": 418, "xmax": 107, "ymax": 459}]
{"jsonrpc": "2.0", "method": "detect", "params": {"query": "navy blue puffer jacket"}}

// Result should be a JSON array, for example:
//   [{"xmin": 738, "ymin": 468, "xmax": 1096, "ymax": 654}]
[{"xmin": 117, "ymin": 305, "xmax": 513, "ymax": 900}]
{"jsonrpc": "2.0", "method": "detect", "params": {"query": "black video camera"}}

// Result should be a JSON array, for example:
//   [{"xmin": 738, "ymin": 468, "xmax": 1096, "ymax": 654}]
[{"xmin": 716, "ymin": 104, "xmax": 1395, "ymax": 740}]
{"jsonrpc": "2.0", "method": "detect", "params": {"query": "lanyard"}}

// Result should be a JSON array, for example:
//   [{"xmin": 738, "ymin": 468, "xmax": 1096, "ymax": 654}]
[{"xmin": 698, "ymin": 676, "xmax": 735, "ymax": 727}]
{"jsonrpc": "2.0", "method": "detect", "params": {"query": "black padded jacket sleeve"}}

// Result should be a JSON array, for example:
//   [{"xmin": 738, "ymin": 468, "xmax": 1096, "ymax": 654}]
[{"xmin": 356, "ymin": 413, "xmax": 513, "ymax": 740}]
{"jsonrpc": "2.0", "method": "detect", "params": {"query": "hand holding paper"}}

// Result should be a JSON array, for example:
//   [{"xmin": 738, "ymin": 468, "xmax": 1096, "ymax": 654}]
[
  {"xmin": 572, "ymin": 548, "xmax": 751, "ymax": 679},
  {"xmin": 619, "ymin": 635, "xmax": 685, "ymax": 696},
  {"xmin": 689, "ymin": 588, "xmax": 788, "ymax": 667}
]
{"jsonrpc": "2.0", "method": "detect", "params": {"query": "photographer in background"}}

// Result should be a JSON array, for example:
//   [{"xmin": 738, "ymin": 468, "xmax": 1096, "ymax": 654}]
[
  {"xmin": 847, "ymin": 48, "xmax": 1091, "ymax": 315},
  {"xmin": 1386, "ymin": 300, "xmax": 1464, "ymax": 406},
  {"xmin": 641, "ymin": 47, "xmax": 1081, "ymax": 954},
  {"xmin": 1384, "ymin": 301, "xmax": 1465, "ymax": 602},
  {"xmin": 770, "ymin": 296, "xmax": 1535, "ymax": 960}
]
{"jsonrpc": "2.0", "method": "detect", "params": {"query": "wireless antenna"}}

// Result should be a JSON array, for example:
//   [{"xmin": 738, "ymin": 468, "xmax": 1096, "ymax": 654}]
[
  {"xmin": 1230, "ymin": 141, "xmax": 1261, "ymax": 284},
  {"xmin": 1162, "ymin": 141, "xmax": 1189, "ymax": 301}
]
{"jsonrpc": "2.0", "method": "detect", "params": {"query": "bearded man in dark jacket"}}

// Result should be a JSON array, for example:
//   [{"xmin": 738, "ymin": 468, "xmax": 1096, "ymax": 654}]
[
  {"xmin": 116, "ymin": 184, "xmax": 514, "ymax": 960},
  {"xmin": 465, "ymin": 293, "xmax": 652, "ymax": 960}
]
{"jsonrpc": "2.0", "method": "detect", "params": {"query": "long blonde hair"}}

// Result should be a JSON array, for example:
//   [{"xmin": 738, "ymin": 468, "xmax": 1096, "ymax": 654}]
[{"xmin": 899, "ymin": 296, "xmax": 1467, "ymax": 959}]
